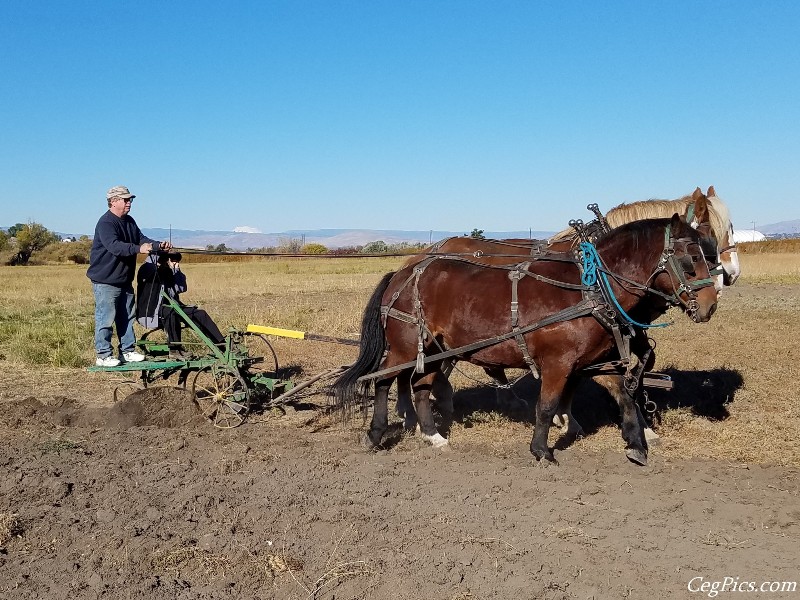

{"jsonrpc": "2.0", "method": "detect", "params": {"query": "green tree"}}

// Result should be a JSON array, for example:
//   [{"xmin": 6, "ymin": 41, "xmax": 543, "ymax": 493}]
[
  {"xmin": 362, "ymin": 240, "xmax": 388, "ymax": 254},
  {"xmin": 469, "ymin": 228, "xmax": 485, "ymax": 239},
  {"xmin": 301, "ymin": 243, "xmax": 328, "ymax": 254},
  {"xmin": 11, "ymin": 222, "xmax": 60, "ymax": 265},
  {"xmin": 0, "ymin": 229, "xmax": 8, "ymax": 251},
  {"xmin": 7, "ymin": 223, "xmax": 25, "ymax": 238},
  {"xmin": 205, "ymin": 243, "xmax": 231, "ymax": 253}
]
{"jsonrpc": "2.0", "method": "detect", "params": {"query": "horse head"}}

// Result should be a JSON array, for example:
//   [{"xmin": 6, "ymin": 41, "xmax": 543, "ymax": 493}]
[
  {"xmin": 598, "ymin": 214, "xmax": 719, "ymax": 324},
  {"xmin": 701, "ymin": 185, "xmax": 741, "ymax": 287},
  {"xmin": 657, "ymin": 213, "xmax": 720, "ymax": 323},
  {"xmin": 687, "ymin": 188, "xmax": 725, "ymax": 293}
]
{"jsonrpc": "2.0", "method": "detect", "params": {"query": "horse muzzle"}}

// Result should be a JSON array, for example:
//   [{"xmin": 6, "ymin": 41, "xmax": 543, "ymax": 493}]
[{"xmin": 688, "ymin": 291, "xmax": 718, "ymax": 323}]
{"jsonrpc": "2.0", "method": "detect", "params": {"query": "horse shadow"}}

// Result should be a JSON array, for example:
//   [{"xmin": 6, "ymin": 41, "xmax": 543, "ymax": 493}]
[
  {"xmin": 449, "ymin": 366, "xmax": 745, "ymax": 436},
  {"xmin": 640, "ymin": 366, "xmax": 744, "ymax": 424}
]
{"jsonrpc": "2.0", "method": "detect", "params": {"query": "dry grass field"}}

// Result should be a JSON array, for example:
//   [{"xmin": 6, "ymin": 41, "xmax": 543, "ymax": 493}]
[
  {"xmin": 1, "ymin": 252, "xmax": 799, "ymax": 465},
  {"xmin": 2, "ymin": 251, "xmax": 800, "ymax": 599}
]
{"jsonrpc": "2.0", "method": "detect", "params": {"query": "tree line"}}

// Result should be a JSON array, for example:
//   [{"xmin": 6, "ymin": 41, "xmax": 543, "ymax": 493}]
[
  {"xmin": 0, "ymin": 222, "xmax": 90, "ymax": 265},
  {"xmin": 2, "ymin": 222, "xmax": 488, "ymax": 265}
]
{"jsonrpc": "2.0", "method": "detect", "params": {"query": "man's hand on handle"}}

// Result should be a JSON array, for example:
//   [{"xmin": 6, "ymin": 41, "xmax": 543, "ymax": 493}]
[{"xmin": 139, "ymin": 240, "xmax": 173, "ymax": 254}]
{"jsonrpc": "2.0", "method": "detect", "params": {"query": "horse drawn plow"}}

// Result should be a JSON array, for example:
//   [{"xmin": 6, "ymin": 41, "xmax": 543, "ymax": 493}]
[
  {"xmin": 88, "ymin": 294, "xmax": 358, "ymax": 428},
  {"xmin": 88, "ymin": 188, "xmax": 737, "ymax": 458}
]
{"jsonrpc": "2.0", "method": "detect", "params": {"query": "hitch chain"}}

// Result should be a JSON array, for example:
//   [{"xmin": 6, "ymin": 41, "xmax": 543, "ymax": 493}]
[{"xmin": 642, "ymin": 389, "xmax": 658, "ymax": 422}]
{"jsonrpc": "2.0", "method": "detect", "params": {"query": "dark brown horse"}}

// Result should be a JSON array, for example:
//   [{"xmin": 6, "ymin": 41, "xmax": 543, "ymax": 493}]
[
  {"xmin": 396, "ymin": 188, "xmax": 728, "ymax": 440},
  {"xmin": 334, "ymin": 215, "xmax": 719, "ymax": 465}
]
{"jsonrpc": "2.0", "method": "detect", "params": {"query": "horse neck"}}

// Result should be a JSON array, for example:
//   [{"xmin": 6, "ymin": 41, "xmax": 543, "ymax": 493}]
[{"xmin": 595, "ymin": 224, "xmax": 668, "ymax": 314}]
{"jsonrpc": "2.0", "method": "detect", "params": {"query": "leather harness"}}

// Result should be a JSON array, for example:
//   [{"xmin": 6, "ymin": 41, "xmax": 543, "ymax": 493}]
[{"xmin": 361, "ymin": 222, "xmax": 716, "ymax": 389}]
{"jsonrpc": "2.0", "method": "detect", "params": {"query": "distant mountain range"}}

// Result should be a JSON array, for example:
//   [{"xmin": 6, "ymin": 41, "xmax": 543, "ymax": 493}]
[
  {"xmin": 4, "ymin": 220, "xmax": 800, "ymax": 250},
  {"xmin": 138, "ymin": 227, "xmax": 557, "ymax": 250},
  {"xmin": 755, "ymin": 219, "xmax": 800, "ymax": 236}
]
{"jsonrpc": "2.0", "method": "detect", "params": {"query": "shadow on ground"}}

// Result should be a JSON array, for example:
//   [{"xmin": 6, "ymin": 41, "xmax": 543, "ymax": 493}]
[{"xmin": 448, "ymin": 366, "xmax": 745, "ymax": 435}]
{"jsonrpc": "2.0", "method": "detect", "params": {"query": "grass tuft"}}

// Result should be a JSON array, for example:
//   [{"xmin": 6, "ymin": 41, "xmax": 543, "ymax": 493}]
[{"xmin": 0, "ymin": 512, "xmax": 23, "ymax": 547}]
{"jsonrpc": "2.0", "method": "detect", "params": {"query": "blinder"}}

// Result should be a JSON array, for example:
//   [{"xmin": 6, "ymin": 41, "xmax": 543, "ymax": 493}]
[{"xmin": 656, "ymin": 224, "xmax": 716, "ymax": 314}]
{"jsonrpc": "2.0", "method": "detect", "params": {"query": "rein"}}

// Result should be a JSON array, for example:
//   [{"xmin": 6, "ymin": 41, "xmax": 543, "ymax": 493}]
[{"xmin": 580, "ymin": 223, "xmax": 716, "ymax": 326}]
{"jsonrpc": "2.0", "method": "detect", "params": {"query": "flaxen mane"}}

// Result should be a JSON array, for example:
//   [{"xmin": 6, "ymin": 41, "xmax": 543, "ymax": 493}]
[{"xmin": 548, "ymin": 191, "xmax": 732, "ymax": 245}]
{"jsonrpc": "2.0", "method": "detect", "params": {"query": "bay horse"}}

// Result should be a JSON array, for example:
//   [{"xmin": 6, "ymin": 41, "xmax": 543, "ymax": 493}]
[
  {"xmin": 396, "ymin": 187, "xmax": 733, "ymax": 437},
  {"xmin": 333, "ymin": 215, "xmax": 719, "ymax": 465}
]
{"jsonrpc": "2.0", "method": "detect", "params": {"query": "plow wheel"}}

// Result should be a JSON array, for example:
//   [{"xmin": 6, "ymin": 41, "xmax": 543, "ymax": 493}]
[
  {"xmin": 243, "ymin": 333, "xmax": 280, "ymax": 375},
  {"xmin": 192, "ymin": 365, "xmax": 251, "ymax": 428}
]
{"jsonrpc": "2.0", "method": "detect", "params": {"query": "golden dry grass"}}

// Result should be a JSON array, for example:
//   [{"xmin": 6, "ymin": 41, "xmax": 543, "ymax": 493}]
[
  {"xmin": 0, "ymin": 512, "xmax": 22, "ymax": 548},
  {"xmin": 0, "ymin": 252, "xmax": 798, "ymax": 465},
  {"xmin": 739, "ymin": 238, "xmax": 800, "ymax": 253}
]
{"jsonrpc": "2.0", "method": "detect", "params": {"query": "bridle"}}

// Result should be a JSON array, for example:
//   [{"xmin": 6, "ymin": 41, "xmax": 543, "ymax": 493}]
[
  {"xmin": 653, "ymin": 224, "xmax": 717, "ymax": 319},
  {"xmin": 584, "ymin": 222, "xmax": 717, "ymax": 325},
  {"xmin": 685, "ymin": 203, "xmax": 729, "ymax": 281}
]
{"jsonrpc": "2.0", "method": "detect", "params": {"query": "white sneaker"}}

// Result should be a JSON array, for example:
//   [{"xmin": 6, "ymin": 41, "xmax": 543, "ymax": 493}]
[
  {"xmin": 122, "ymin": 351, "xmax": 146, "ymax": 363},
  {"xmin": 96, "ymin": 356, "xmax": 121, "ymax": 367}
]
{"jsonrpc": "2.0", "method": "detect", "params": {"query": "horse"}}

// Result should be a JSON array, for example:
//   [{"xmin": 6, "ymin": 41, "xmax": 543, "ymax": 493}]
[
  {"xmin": 333, "ymin": 214, "xmax": 719, "ymax": 466},
  {"xmin": 395, "ymin": 187, "xmax": 734, "ymax": 436},
  {"xmin": 551, "ymin": 185, "xmax": 739, "ymax": 286}
]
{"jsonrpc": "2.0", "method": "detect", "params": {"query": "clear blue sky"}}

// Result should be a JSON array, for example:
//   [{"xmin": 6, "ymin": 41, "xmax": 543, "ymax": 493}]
[{"xmin": 1, "ymin": 1, "xmax": 798, "ymax": 235}]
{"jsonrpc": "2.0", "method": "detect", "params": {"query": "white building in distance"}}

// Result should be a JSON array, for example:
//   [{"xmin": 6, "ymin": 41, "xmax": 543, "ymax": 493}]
[{"xmin": 732, "ymin": 230, "xmax": 766, "ymax": 243}]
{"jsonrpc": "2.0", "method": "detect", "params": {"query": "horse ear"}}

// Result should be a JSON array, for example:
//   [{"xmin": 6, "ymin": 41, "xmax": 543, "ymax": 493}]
[
  {"xmin": 692, "ymin": 187, "xmax": 703, "ymax": 200},
  {"xmin": 693, "ymin": 191, "xmax": 710, "ymax": 224},
  {"xmin": 707, "ymin": 185, "xmax": 716, "ymax": 197},
  {"xmin": 671, "ymin": 212, "xmax": 683, "ymax": 232}
]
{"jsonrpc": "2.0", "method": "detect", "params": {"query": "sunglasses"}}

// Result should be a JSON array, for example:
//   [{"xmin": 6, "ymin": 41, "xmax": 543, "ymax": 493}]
[{"xmin": 116, "ymin": 198, "xmax": 134, "ymax": 204}]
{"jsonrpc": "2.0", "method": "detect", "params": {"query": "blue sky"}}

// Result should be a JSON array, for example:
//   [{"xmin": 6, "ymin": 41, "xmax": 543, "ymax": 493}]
[{"xmin": 1, "ymin": 1, "xmax": 798, "ymax": 235}]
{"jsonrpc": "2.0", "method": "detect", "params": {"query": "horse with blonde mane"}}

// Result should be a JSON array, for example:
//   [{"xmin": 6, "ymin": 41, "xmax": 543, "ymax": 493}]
[{"xmin": 393, "ymin": 187, "xmax": 737, "ymax": 445}]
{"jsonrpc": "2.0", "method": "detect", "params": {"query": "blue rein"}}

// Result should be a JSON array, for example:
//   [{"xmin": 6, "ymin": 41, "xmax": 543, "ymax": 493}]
[{"xmin": 579, "ymin": 241, "xmax": 670, "ymax": 329}]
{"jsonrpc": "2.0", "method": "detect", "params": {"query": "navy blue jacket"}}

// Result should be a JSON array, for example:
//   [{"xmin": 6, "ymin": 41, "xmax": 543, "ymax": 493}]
[{"xmin": 87, "ymin": 211, "xmax": 160, "ymax": 286}]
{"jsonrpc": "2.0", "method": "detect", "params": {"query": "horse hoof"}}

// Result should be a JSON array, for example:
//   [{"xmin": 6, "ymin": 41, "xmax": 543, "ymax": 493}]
[
  {"xmin": 421, "ymin": 432, "xmax": 449, "ymax": 449},
  {"xmin": 362, "ymin": 432, "xmax": 382, "ymax": 451},
  {"xmin": 644, "ymin": 427, "xmax": 661, "ymax": 446},
  {"xmin": 571, "ymin": 427, "xmax": 586, "ymax": 440},
  {"xmin": 531, "ymin": 447, "xmax": 557, "ymax": 465},
  {"xmin": 626, "ymin": 448, "xmax": 648, "ymax": 466}
]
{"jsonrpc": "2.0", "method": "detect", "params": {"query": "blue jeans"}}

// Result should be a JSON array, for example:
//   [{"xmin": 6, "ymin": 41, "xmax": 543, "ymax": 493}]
[{"xmin": 92, "ymin": 282, "xmax": 136, "ymax": 358}]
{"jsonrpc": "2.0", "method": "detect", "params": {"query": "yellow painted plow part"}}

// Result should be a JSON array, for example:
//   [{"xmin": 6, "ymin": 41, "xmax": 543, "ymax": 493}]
[
  {"xmin": 246, "ymin": 325, "xmax": 359, "ymax": 346},
  {"xmin": 247, "ymin": 324, "xmax": 306, "ymax": 339}
]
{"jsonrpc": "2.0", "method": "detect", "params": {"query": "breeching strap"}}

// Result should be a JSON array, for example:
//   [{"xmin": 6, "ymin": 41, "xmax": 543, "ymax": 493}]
[{"xmin": 357, "ymin": 298, "xmax": 598, "ymax": 383}]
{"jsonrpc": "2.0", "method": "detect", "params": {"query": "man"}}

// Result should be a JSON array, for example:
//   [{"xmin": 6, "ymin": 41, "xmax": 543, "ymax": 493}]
[
  {"xmin": 87, "ymin": 185, "xmax": 172, "ymax": 366},
  {"xmin": 136, "ymin": 252, "xmax": 224, "ymax": 359}
]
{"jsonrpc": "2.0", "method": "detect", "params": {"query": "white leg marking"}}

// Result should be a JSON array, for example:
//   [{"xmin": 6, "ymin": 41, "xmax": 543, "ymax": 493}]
[{"xmin": 421, "ymin": 432, "xmax": 449, "ymax": 448}]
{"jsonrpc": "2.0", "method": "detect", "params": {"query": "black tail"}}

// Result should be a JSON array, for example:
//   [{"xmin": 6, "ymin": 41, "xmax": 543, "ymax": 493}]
[{"xmin": 332, "ymin": 271, "xmax": 395, "ymax": 412}]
